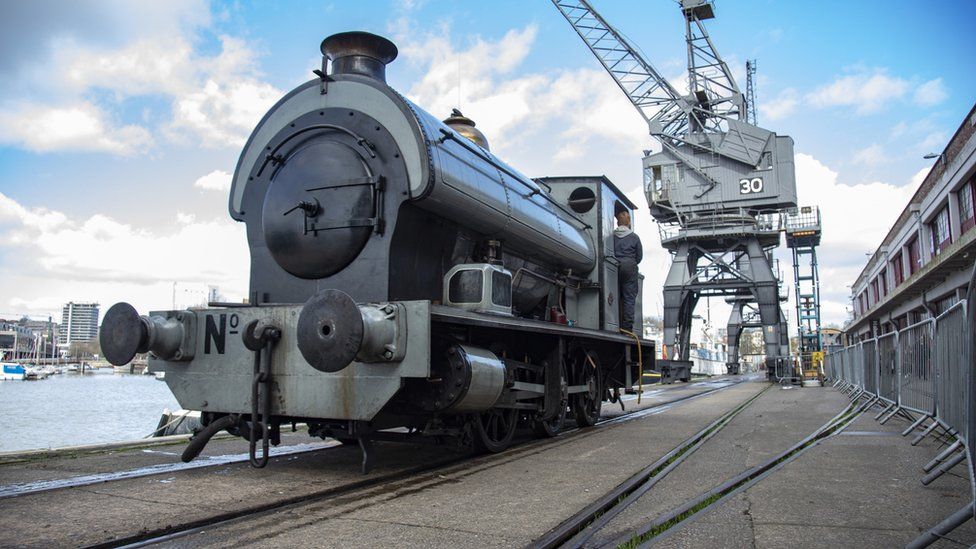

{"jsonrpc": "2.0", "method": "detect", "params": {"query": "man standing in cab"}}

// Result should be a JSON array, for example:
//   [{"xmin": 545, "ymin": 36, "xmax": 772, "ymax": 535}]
[{"xmin": 614, "ymin": 210, "xmax": 642, "ymax": 332}]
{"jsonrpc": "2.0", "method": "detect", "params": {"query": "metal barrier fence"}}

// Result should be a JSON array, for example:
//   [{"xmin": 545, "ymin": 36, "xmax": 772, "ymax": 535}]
[
  {"xmin": 878, "ymin": 332, "xmax": 898, "ymax": 404},
  {"xmin": 935, "ymin": 303, "xmax": 969, "ymax": 439},
  {"xmin": 862, "ymin": 339, "xmax": 878, "ymax": 396},
  {"xmin": 824, "ymin": 298, "xmax": 973, "ymax": 547},
  {"xmin": 898, "ymin": 320, "xmax": 935, "ymax": 416}
]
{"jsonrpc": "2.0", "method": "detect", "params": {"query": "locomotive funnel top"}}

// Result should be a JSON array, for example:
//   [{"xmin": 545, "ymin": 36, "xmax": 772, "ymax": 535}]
[{"xmin": 321, "ymin": 31, "xmax": 398, "ymax": 83}]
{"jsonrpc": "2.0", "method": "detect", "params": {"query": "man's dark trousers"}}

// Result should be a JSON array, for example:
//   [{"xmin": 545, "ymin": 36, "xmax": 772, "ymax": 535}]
[{"xmin": 618, "ymin": 257, "xmax": 638, "ymax": 331}]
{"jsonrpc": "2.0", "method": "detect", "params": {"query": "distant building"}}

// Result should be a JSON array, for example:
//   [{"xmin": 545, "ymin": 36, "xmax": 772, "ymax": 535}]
[
  {"xmin": 22, "ymin": 318, "xmax": 59, "ymax": 358},
  {"xmin": 642, "ymin": 323, "xmax": 663, "ymax": 356},
  {"xmin": 59, "ymin": 302, "xmax": 100, "ymax": 351},
  {"xmin": 0, "ymin": 320, "xmax": 35, "ymax": 361},
  {"xmin": 847, "ymin": 103, "xmax": 976, "ymax": 339},
  {"xmin": 821, "ymin": 327, "xmax": 843, "ymax": 348}
]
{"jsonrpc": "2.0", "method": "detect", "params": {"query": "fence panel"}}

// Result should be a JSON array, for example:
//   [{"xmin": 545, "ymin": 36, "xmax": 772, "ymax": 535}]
[
  {"xmin": 877, "ymin": 333, "xmax": 898, "ymax": 403},
  {"xmin": 934, "ymin": 302, "xmax": 969, "ymax": 438},
  {"xmin": 898, "ymin": 320, "xmax": 935, "ymax": 415},
  {"xmin": 862, "ymin": 339, "xmax": 878, "ymax": 396},
  {"xmin": 827, "ymin": 349, "xmax": 841, "ymax": 381},
  {"xmin": 844, "ymin": 347, "xmax": 853, "ymax": 386}
]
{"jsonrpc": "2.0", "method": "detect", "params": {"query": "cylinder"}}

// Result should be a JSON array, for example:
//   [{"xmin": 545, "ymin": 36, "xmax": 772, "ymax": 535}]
[
  {"xmin": 451, "ymin": 345, "xmax": 506, "ymax": 411},
  {"xmin": 421, "ymin": 344, "xmax": 507, "ymax": 413}
]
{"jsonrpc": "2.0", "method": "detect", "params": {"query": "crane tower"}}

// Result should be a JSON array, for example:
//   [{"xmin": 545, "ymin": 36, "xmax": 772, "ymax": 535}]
[
  {"xmin": 553, "ymin": 0, "xmax": 800, "ymax": 377},
  {"xmin": 745, "ymin": 59, "xmax": 758, "ymax": 125}
]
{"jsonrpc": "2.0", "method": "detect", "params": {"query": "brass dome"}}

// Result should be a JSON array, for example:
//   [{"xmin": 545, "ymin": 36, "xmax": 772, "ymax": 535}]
[{"xmin": 443, "ymin": 109, "xmax": 489, "ymax": 151}]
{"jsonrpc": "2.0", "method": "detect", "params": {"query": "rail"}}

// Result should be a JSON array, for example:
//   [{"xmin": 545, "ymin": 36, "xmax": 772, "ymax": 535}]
[{"xmin": 824, "ymin": 275, "xmax": 975, "ymax": 547}]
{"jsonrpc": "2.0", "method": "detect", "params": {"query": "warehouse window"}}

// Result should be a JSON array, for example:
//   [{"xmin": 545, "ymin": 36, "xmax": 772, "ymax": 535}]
[
  {"xmin": 929, "ymin": 205, "xmax": 951, "ymax": 255},
  {"xmin": 891, "ymin": 252, "xmax": 904, "ymax": 286},
  {"xmin": 907, "ymin": 237, "xmax": 921, "ymax": 275},
  {"xmin": 960, "ymin": 178, "xmax": 975, "ymax": 233}
]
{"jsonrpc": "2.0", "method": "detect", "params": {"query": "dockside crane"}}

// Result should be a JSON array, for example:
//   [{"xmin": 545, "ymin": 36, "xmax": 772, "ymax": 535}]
[{"xmin": 553, "ymin": 0, "xmax": 817, "ymax": 379}]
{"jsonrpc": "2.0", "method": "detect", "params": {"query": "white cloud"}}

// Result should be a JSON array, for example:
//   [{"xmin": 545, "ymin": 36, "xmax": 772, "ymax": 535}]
[
  {"xmin": 396, "ymin": 24, "xmax": 646, "ymax": 161},
  {"xmin": 908, "ymin": 168, "xmax": 932, "ymax": 194},
  {"xmin": 0, "ymin": 191, "xmax": 248, "ymax": 317},
  {"xmin": 794, "ymin": 152, "xmax": 922, "ymax": 324},
  {"xmin": 808, "ymin": 69, "xmax": 910, "ymax": 114},
  {"xmin": 913, "ymin": 78, "xmax": 948, "ymax": 107},
  {"xmin": 852, "ymin": 143, "xmax": 888, "ymax": 166},
  {"xmin": 194, "ymin": 169, "xmax": 232, "ymax": 192},
  {"xmin": 759, "ymin": 88, "xmax": 799, "ymax": 121},
  {"xmin": 170, "ymin": 77, "xmax": 281, "ymax": 148},
  {"xmin": 797, "ymin": 153, "xmax": 917, "ymax": 253},
  {"xmin": 0, "ymin": 101, "xmax": 152, "ymax": 155},
  {"xmin": 62, "ymin": 37, "xmax": 197, "ymax": 97},
  {"xmin": 0, "ymin": 8, "xmax": 281, "ymax": 155},
  {"xmin": 167, "ymin": 35, "xmax": 283, "ymax": 147}
]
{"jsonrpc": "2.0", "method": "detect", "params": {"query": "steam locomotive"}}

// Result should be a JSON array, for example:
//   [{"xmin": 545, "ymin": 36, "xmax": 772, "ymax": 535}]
[{"xmin": 100, "ymin": 31, "xmax": 661, "ymax": 472}]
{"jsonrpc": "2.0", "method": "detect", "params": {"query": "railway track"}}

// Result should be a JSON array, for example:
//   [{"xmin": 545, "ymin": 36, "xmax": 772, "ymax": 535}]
[
  {"xmin": 34, "ymin": 377, "xmax": 752, "ymax": 548},
  {"xmin": 530, "ymin": 387, "xmax": 872, "ymax": 548},
  {"xmin": 0, "ymin": 377, "xmax": 737, "ymax": 503},
  {"xmin": 0, "ymin": 441, "xmax": 340, "ymax": 499}
]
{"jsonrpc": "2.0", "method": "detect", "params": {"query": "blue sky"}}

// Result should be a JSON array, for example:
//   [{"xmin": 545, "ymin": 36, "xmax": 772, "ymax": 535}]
[{"xmin": 0, "ymin": 0, "xmax": 973, "ymax": 333}]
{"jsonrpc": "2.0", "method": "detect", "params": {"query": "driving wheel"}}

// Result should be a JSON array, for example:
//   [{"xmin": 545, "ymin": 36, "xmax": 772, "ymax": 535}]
[
  {"xmin": 533, "ymin": 360, "xmax": 568, "ymax": 437},
  {"xmin": 571, "ymin": 349, "xmax": 603, "ymax": 427},
  {"xmin": 473, "ymin": 407, "xmax": 519, "ymax": 453}
]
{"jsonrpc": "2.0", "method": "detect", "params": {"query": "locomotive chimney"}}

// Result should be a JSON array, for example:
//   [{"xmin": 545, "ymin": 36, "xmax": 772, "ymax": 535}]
[{"xmin": 321, "ymin": 31, "xmax": 398, "ymax": 83}]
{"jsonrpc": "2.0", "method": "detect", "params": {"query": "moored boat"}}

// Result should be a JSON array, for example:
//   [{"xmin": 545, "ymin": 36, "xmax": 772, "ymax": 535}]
[{"xmin": 1, "ymin": 363, "xmax": 26, "ymax": 381}]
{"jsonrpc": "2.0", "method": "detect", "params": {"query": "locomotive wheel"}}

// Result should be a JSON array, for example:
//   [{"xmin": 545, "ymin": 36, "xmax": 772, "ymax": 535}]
[
  {"xmin": 473, "ymin": 408, "xmax": 519, "ymax": 453},
  {"xmin": 533, "ymin": 404, "xmax": 567, "ymax": 438},
  {"xmin": 533, "ymin": 361, "xmax": 568, "ymax": 438},
  {"xmin": 572, "ymin": 350, "xmax": 603, "ymax": 427}
]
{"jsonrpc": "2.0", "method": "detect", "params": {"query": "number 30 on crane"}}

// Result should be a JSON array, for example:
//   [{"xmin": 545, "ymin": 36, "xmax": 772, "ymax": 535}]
[{"xmin": 738, "ymin": 177, "xmax": 764, "ymax": 194}]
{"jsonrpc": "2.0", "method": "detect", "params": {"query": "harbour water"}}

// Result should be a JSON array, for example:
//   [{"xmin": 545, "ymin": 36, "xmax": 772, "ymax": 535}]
[{"xmin": 0, "ymin": 369, "xmax": 180, "ymax": 453}]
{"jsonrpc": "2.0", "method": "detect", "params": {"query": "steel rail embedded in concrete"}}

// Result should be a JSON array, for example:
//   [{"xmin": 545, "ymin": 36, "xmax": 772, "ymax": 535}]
[
  {"xmin": 112, "ymin": 381, "xmax": 768, "ymax": 548},
  {"xmin": 621, "ymin": 395, "xmax": 868, "ymax": 548},
  {"xmin": 0, "ymin": 441, "xmax": 340, "ymax": 499},
  {"xmin": 26, "ymin": 379, "xmax": 744, "ymax": 546},
  {"xmin": 530, "ymin": 385, "xmax": 771, "ymax": 549}
]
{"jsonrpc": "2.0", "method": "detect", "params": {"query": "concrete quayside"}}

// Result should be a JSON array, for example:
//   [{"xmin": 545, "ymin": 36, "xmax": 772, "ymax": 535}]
[{"xmin": 1, "ymin": 376, "xmax": 973, "ymax": 548}]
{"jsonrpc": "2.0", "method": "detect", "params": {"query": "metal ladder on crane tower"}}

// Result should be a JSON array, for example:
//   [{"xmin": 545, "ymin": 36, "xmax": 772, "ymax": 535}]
[{"xmin": 784, "ymin": 206, "xmax": 824, "ymax": 379}]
